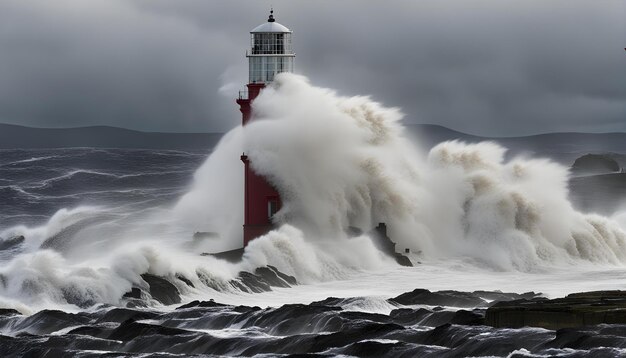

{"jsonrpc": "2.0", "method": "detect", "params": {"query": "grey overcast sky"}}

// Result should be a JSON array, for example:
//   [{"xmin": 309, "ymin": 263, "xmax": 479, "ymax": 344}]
[{"xmin": 0, "ymin": 0, "xmax": 624, "ymax": 135}]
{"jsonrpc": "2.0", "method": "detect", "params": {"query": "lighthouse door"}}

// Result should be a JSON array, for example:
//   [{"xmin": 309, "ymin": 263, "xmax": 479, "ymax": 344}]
[{"xmin": 267, "ymin": 196, "xmax": 280, "ymax": 220}]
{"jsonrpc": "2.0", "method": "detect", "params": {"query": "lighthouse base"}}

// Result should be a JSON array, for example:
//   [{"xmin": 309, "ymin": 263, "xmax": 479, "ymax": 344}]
[{"xmin": 244, "ymin": 224, "xmax": 276, "ymax": 247}]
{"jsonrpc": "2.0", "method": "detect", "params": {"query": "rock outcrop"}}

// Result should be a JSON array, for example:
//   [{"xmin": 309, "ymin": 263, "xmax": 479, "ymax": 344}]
[
  {"xmin": 0, "ymin": 236, "xmax": 24, "ymax": 251},
  {"xmin": 141, "ymin": 274, "xmax": 182, "ymax": 306},
  {"xmin": 486, "ymin": 290, "xmax": 626, "ymax": 330},
  {"xmin": 369, "ymin": 223, "xmax": 413, "ymax": 267},
  {"xmin": 571, "ymin": 153, "xmax": 620, "ymax": 175}
]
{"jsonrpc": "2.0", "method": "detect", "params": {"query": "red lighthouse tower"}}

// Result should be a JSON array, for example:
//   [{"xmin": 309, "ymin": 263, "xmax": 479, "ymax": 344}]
[{"xmin": 237, "ymin": 11, "xmax": 295, "ymax": 246}]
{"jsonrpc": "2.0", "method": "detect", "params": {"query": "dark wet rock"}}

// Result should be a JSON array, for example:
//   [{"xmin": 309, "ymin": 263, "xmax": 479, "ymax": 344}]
[
  {"xmin": 161, "ymin": 303, "xmax": 262, "ymax": 332},
  {"xmin": 473, "ymin": 290, "xmax": 542, "ymax": 303},
  {"xmin": 394, "ymin": 253, "xmax": 413, "ymax": 267},
  {"xmin": 12, "ymin": 309, "xmax": 92, "ymax": 335},
  {"xmin": 545, "ymin": 327, "xmax": 600, "ymax": 349},
  {"xmin": 410, "ymin": 323, "xmax": 471, "ymax": 348},
  {"xmin": 571, "ymin": 153, "xmax": 620, "ymax": 175},
  {"xmin": 108, "ymin": 319, "xmax": 191, "ymax": 341},
  {"xmin": 176, "ymin": 299, "xmax": 229, "ymax": 310},
  {"xmin": 123, "ymin": 287, "xmax": 142, "ymax": 299},
  {"xmin": 141, "ymin": 274, "xmax": 181, "ymax": 305},
  {"xmin": 0, "ymin": 235, "xmax": 24, "ymax": 251},
  {"xmin": 122, "ymin": 288, "xmax": 150, "ymax": 309},
  {"xmin": 310, "ymin": 297, "xmax": 345, "ymax": 307},
  {"xmin": 245, "ymin": 304, "xmax": 343, "ymax": 335},
  {"xmin": 267, "ymin": 265, "xmax": 297, "ymax": 285},
  {"xmin": 0, "ymin": 308, "xmax": 21, "ymax": 316},
  {"xmin": 255, "ymin": 266, "xmax": 291, "ymax": 288},
  {"xmin": 8, "ymin": 288, "xmax": 626, "ymax": 357},
  {"xmin": 390, "ymin": 307, "xmax": 434, "ymax": 325},
  {"xmin": 0, "ymin": 333, "xmax": 123, "ymax": 358},
  {"xmin": 389, "ymin": 307, "xmax": 485, "ymax": 327},
  {"xmin": 369, "ymin": 223, "xmax": 413, "ymax": 267},
  {"xmin": 335, "ymin": 340, "xmax": 421, "ymax": 358},
  {"xmin": 419, "ymin": 310, "xmax": 459, "ymax": 327},
  {"xmin": 340, "ymin": 310, "xmax": 390, "ymax": 322},
  {"xmin": 204, "ymin": 248, "xmax": 244, "ymax": 263},
  {"xmin": 297, "ymin": 321, "xmax": 405, "ymax": 352},
  {"xmin": 234, "ymin": 304, "xmax": 262, "ymax": 313},
  {"xmin": 230, "ymin": 266, "xmax": 297, "ymax": 293},
  {"xmin": 121, "ymin": 331, "xmax": 208, "ymax": 354},
  {"xmin": 408, "ymin": 323, "xmax": 554, "ymax": 357},
  {"xmin": 242, "ymin": 321, "xmax": 406, "ymax": 356},
  {"xmin": 125, "ymin": 298, "xmax": 149, "ymax": 309},
  {"xmin": 161, "ymin": 334, "xmax": 247, "ymax": 356},
  {"xmin": 450, "ymin": 309, "xmax": 485, "ymax": 326},
  {"xmin": 486, "ymin": 290, "xmax": 626, "ymax": 329},
  {"xmin": 196, "ymin": 270, "xmax": 231, "ymax": 292},
  {"xmin": 370, "ymin": 223, "xmax": 397, "ymax": 255},
  {"xmin": 390, "ymin": 288, "xmax": 487, "ymax": 308},
  {"xmin": 66, "ymin": 324, "xmax": 116, "ymax": 339},
  {"xmin": 96, "ymin": 307, "xmax": 159, "ymax": 323},
  {"xmin": 537, "ymin": 325, "xmax": 626, "ymax": 352},
  {"xmin": 236, "ymin": 271, "xmax": 272, "ymax": 293},
  {"xmin": 229, "ymin": 279, "xmax": 251, "ymax": 292},
  {"xmin": 175, "ymin": 274, "xmax": 195, "ymax": 288}
]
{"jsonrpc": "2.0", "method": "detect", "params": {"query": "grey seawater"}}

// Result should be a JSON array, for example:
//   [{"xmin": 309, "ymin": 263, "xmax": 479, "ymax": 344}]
[
  {"xmin": 2, "ymin": 148, "xmax": 626, "ymax": 357},
  {"xmin": 0, "ymin": 148, "xmax": 208, "ymax": 230}
]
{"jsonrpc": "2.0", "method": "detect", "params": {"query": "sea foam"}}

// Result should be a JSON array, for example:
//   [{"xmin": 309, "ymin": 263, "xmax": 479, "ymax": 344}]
[{"xmin": 1, "ymin": 73, "xmax": 625, "ymax": 312}]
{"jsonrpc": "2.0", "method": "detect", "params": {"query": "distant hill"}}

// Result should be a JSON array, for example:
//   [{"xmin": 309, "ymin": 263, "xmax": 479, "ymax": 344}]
[
  {"xmin": 3, "ymin": 122, "xmax": 626, "ymax": 160},
  {"xmin": 0, "ymin": 123, "xmax": 222, "ymax": 150},
  {"xmin": 407, "ymin": 124, "xmax": 626, "ymax": 164}
]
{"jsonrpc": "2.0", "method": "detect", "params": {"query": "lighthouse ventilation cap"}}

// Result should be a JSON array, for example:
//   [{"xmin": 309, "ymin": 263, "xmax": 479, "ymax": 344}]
[{"xmin": 251, "ymin": 9, "xmax": 292, "ymax": 33}]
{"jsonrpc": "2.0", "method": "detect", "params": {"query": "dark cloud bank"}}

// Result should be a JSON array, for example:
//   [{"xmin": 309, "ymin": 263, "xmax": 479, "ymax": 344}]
[{"xmin": 0, "ymin": 0, "xmax": 624, "ymax": 135}]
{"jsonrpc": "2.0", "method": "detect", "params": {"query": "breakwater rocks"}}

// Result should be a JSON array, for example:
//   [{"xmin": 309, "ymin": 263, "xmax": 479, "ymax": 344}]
[
  {"xmin": 6, "ymin": 289, "xmax": 626, "ymax": 357},
  {"xmin": 486, "ymin": 290, "xmax": 626, "ymax": 330}
]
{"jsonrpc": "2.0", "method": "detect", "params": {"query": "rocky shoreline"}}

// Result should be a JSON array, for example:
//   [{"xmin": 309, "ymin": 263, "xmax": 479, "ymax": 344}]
[
  {"xmin": 4, "ymin": 289, "xmax": 626, "ymax": 357},
  {"xmin": 486, "ymin": 290, "xmax": 626, "ymax": 330}
]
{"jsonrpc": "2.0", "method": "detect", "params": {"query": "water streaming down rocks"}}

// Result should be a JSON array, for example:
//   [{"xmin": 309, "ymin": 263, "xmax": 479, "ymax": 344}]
[{"xmin": 4, "ymin": 289, "xmax": 626, "ymax": 357}]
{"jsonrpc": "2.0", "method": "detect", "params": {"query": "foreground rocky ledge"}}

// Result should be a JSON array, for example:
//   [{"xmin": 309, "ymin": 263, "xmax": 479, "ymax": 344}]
[
  {"xmin": 6, "ymin": 289, "xmax": 626, "ymax": 357},
  {"xmin": 486, "ymin": 290, "xmax": 626, "ymax": 330}
]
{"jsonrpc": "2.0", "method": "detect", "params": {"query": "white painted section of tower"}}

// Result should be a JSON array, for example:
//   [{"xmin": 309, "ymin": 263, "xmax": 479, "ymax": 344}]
[{"xmin": 247, "ymin": 15, "xmax": 295, "ymax": 84}]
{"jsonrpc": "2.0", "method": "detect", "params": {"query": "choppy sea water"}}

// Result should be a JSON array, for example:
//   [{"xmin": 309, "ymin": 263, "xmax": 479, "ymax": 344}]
[
  {"xmin": 0, "ymin": 147, "xmax": 626, "ymax": 357},
  {"xmin": 0, "ymin": 148, "xmax": 208, "ymax": 230},
  {"xmin": 4, "ymin": 73, "xmax": 626, "ymax": 356}
]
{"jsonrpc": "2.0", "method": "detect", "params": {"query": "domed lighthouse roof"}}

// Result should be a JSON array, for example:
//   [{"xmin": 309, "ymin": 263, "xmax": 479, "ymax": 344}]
[{"xmin": 251, "ymin": 10, "xmax": 292, "ymax": 33}]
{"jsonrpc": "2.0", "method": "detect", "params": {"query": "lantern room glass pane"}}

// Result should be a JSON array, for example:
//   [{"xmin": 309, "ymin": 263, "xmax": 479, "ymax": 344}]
[{"xmin": 251, "ymin": 33, "xmax": 293, "ymax": 55}]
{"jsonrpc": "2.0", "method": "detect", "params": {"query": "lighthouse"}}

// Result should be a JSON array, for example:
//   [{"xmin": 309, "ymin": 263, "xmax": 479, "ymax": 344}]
[{"xmin": 237, "ymin": 10, "xmax": 295, "ymax": 246}]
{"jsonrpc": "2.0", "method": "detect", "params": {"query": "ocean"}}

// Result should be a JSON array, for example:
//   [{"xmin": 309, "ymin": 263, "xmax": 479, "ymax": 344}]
[
  {"xmin": 2, "ymin": 74, "xmax": 626, "ymax": 357},
  {"xmin": 0, "ymin": 148, "xmax": 207, "ymax": 230}
]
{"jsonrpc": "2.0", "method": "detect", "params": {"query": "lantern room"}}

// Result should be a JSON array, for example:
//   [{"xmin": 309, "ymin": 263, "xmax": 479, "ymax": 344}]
[{"xmin": 247, "ymin": 10, "xmax": 295, "ymax": 83}]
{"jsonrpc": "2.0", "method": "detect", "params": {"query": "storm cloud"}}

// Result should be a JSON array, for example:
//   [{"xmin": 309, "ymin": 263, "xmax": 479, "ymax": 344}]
[{"xmin": 0, "ymin": 0, "xmax": 624, "ymax": 135}]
